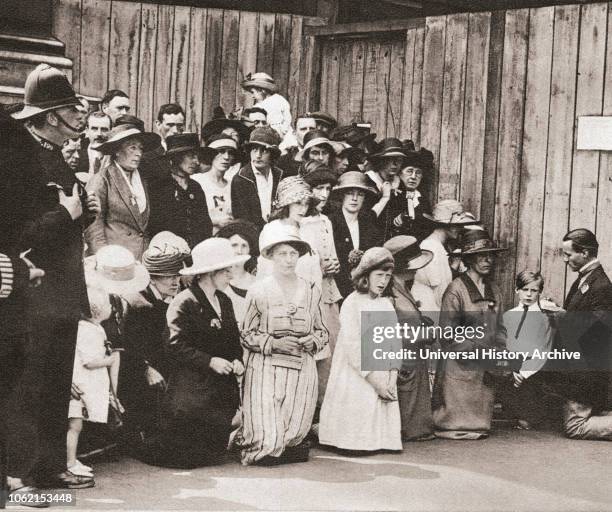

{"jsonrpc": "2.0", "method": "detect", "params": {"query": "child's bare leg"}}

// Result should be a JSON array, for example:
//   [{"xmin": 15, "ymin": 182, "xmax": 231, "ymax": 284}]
[{"xmin": 67, "ymin": 418, "xmax": 83, "ymax": 468}]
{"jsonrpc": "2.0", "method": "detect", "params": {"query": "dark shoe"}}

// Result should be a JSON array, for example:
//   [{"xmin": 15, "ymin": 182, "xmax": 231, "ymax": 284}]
[
  {"xmin": 40, "ymin": 470, "xmax": 95, "ymax": 489},
  {"xmin": 6, "ymin": 486, "xmax": 51, "ymax": 508}
]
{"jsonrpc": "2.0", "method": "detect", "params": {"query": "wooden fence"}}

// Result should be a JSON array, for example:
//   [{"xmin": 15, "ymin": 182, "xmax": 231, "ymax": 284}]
[
  {"xmin": 52, "ymin": 0, "xmax": 323, "ymax": 133},
  {"xmin": 318, "ymin": 4, "xmax": 612, "ymax": 308}
]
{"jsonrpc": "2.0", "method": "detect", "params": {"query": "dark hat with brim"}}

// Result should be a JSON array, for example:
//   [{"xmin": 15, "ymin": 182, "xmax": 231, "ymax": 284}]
[
  {"xmin": 403, "ymin": 149, "xmax": 434, "ymax": 171},
  {"xmin": 244, "ymin": 126, "xmax": 282, "ymax": 159},
  {"xmin": 331, "ymin": 171, "xmax": 378, "ymax": 198},
  {"xmin": 215, "ymin": 220, "xmax": 260, "ymax": 257},
  {"xmin": 199, "ymin": 134, "xmax": 239, "ymax": 162},
  {"xmin": 383, "ymin": 235, "xmax": 434, "ymax": 271},
  {"xmin": 459, "ymin": 229, "xmax": 507, "ymax": 256},
  {"xmin": 305, "ymin": 111, "xmax": 338, "ymax": 130},
  {"xmin": 166, "ymin": 133, "xmax": 200, "ymax": 156},
  {"xmin": 301, "ymin": 161, "xmax": 337, "ymax": 187},
  {"xmin": 95, "ymin": 125, "xmax": 161, "ymax": 155},
  {"xmin": 13, "ymin": 64, "xmax": 81, "ymax": 120},
  {"xmin": 202, "ymin": 118, "xmax": 250, "ymax": 142},
  {"xmin": 370, "ymin": 138, "xmax": 409, "ymax": 161},
  {"xmin": 331, "ymin": 124, "xmax": 377, "ymax": 147}
]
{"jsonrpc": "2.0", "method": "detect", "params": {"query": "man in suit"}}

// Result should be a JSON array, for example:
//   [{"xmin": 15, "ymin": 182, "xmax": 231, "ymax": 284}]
[
  {"xmin": 328, "ymin": 171, "xmax": 382, "ymax": 298},
  {"xmin": 557, "ymin": 228, "xmax": 612, "ymax": 440},
  {"xmin": 77, "ymin": 111, "xmax": 111, "ymax": 175},
  {"xmin": 139, "ymin": 103, "xmax": 185, "ymax": 185},
  {"xmin": 101, "ymin": 89, "xmax": 131, "ymax": 124},
  {"xmin": 231, "ymin": 127, "xmax": 283, "ymax": 229}
]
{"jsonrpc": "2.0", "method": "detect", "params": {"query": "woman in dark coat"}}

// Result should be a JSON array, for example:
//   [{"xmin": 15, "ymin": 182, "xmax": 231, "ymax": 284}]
[
  {"xmin": 121, "ymin": 232, "xmax": 190, "ymax": 450},
  {"xmin": 149, "ymin": 238, "xmax": 249, "ymax": 468}
]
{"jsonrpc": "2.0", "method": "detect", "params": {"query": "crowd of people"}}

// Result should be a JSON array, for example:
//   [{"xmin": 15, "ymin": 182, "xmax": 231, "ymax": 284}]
[{"xmin": 1, "ymin": 62, "xmax": 612, "ymax": 506}]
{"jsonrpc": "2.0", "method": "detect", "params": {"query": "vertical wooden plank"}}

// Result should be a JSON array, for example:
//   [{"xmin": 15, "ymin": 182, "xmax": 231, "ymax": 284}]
[
  {"xmin": 272, "ymin": 14, "xmax": 293, "ymax": 99},
  {"xmin": 566, "ymin": 3, "xmax": 607, "ymax": 294},
  {"xmin": 185, "ymin": 8, "xmax": 207, "ymax": 134},
  {"xmin": 347, "ymin": 40, "xmax": 366, "ymax": 122},
  {"xmin": 420, "ymin": 16, "xmax": 447, "ymax": 200},
  {"xmin": 515, "ymin": 7, "xmax": 554, "ymax": 280},
  {"xmin": 79, "ymin": 0, "xmax": 111, "ymax": 98},
  {"xmin": 597, "ymin": 4, "xmax": 612, "ymax": 278},
  {"xmin": 52, "ymin": 0, "xmax": 82, "ymax": 91},
  {"xmin": 219, "ymin": 10, "xmax": 240, "ymax": 114},
  {"xmin": 569, "ymin": 3, "xmax": 607, "ymax": 231},
  {"xmin": 202, "ymin": 9, "xmax": 224, "ymax": 128},
  {"xmin": 336, "ymin": 41, "xmax": 353, "ymax": 125},
  {"xmin": 297, "ymin": 34, "xmax": 322, "ymax": 113},
  {"xmin": 386, "ymin": 39, "xmax": 405, "ymax": 138},
  {"xmin": 400, "ymin": 28, "xmax": 417, "ymax": 140},
  {"xmin": 493, "ymin": 9, "xmax": 529, "ymax": 308},
  {"xmin": 438, "ymin": 13, "xmax": 469, "ymax": 201},
  {"xmin": 541, "ymin": 5, "xmax": 580, "ymax": 306},
  {"xmin": 153, "ymin": 5, "xmax": 175, "ymax": 113},
  {"xmin": 287, "ymin": 16, "xmax": 303, "ymax": 114},
  {"xmin": 137, "ymin": 3, "xmax": 158, "ymax": 130},
  {"xmin": 459, "ymin": 12, "xmax": 491, "ymax": 217},
  {"xmin": 362, "ymin": 41, "xmax": 392, "ymax": 138},
  {"xmin": 170, "ymin": 6, "xmax": 191, "ymax": 108},
  {"xmin": 320, "ymin": 42, "xmax": 340, "ymax": 120},
  {"xmin": 480, "ymin": 10, "xmax": 505, "ymax": 235},
  {"xmin": 256, "ymin": 13, "xmax": 276, "ymax": 75},
  {"xmin": 236, "ymin": 11, "xmax": 259, "ymax": 109},
  {"xmin": 108, "ymin": 1, "xmax": 141, "ymax": 103},
  {"xmin": 410, "ymin": 26, "xmax": 425, "ymax": 148}
]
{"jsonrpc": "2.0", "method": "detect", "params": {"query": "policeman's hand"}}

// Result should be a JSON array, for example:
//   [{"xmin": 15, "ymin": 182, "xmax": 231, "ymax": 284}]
[
  {"xmin": 145, "ymin": 366, "xmax": 167, "ymax": 389},
  {"xmin": 86, "ymin": 192, "xmax": 101, "ymax": 217},
  {"xmin": 210, "ymin": 357, "xmax": 233, "ymax": 375},
  {"xmin": 58, "ymin": 184, "xmax": 83, "ymax": 220}
]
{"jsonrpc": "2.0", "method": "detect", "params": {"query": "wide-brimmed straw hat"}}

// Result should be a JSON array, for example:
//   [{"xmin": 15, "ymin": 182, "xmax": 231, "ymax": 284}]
[
  {"xmin": 300, "ymin": 161, "xmax": 337, "ymax": 187},
  {"xmin": 86, "ymin": 245, "xmax": 150, "ymax": 295},
  {"xmin": 12, "ymin": 64, "xmax": 81, "ymax": 120},
  {"xmin": 331, "ymin": 171, "xmax": 378, "ymax": 198},
  {"xmin": 180, "ymin": 238, "xmax": 250, "ymax": 276},
  {"xmin": 422, "ymin": 200, "xmax": 480, "ymax": 226},
  {"xmin": 259, "ymin": 220, "xmax": 311, "ymax": 259},
  {"xmin": 274, "ymin": 176, "xmax": 312, "ymax": 210},
  {"xmin": 143, "ymin": 231, "xmax": 191, "ymax": 276},
  {"xmin": 243, "ymin": 126, "xmax": 281, "ymax": 158},
  {"xmin": 241, "ymin": 72, "xmax": 278, "ymax": 93},
  {"xmin": 95, "ymin": 125, "xmax": 160, "ymax": 155},
  {"xmin": 459, "ymin": 229, "xmax": 507, "ymax": 256},
  {"xmin": 350, "ymin": 247, "xmax": 395, "ymax": 281},
  {"xmin": 384, "ymin": 235, "xmax": 433, "ymax": 271},
  {"xmin": 165, "ymin": 133, "xmax": 200, "ymax": 157}
]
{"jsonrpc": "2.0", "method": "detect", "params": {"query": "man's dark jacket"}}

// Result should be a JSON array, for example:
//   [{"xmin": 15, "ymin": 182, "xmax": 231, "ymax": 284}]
[{"xmin": 230, "ymin": 163, "xmax": 283, "ymax": 229}]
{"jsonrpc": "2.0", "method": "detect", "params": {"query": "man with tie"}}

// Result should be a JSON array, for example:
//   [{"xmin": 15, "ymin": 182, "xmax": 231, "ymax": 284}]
[
  {"xmin": 77, "ymin": 111, "xmax": 111, "ymax": 175},
  {"xmin": 557, "ymin": 228, "xmax": 612, "ymax": 440}
]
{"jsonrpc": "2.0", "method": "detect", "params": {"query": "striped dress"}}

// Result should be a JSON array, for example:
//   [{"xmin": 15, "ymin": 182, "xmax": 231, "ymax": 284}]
[{"xmin": 239, "ymin": 275, "xmax": 328, "ymax": 465}]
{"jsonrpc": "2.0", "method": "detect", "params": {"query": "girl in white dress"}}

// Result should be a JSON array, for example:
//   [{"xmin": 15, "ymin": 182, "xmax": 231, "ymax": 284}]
[
  {"xmin": 319, "ymin": 247, "xmax": 403, "ymax": 452},
  {"xmin": 67, "ymin": 287, "xmax": 121, "ymax": 481}
]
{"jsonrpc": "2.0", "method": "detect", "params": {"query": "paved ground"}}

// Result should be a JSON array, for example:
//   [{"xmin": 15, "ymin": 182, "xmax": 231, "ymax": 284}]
[{"xmin": 34, "ymin": 427, "xmax": 612, "ymax": 512}]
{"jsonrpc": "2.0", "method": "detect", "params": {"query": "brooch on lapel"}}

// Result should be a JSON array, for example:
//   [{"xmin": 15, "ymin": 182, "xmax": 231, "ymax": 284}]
[
  {"xmin": 210, "ymin": 319, "xmax": 222, "ymax": 329},
  {"xmin": 580, "ymin": 283, "xmax": 589, "ymax": 295}
]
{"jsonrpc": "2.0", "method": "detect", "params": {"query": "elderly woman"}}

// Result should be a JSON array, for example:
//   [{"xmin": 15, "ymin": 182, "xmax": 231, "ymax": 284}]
[
  {"xmin": 86, "ymin": 122, "xmax": 160, "ymax": 259},
  {"xmin": 391, "ymin": 148, "xmax": 433, "ymax": 242},
  {"xmin": 432, "ymin": 229, "xmax": 508, "ymax": 440},
  {"xmin": 383, "ymin": 236, "xmax": 436, "ymax": 441},
  {"xmin": 215, "ymin": 220, "xmax": 259, "ymax": 325},
  {"xmin": 121, "ymin": 232, "xmax": 190, "ymax": 453},
  {"xmin": 193, "ymin": 134, "xmax": 240, "ymax": 233},
  {"xmin": 147, "ymin": 238, "xmax": 248, "ymax": 468},
  {"xmin": 147, "ymin": 133, "xmax": 213, "ymax": 248},
  {"xmin": 319, "ymin": 247, "xmax": 402, "ymax": 452},
  {"xmin": 240, "ymin": 222, "xmax": 328, "ymax": 465}
]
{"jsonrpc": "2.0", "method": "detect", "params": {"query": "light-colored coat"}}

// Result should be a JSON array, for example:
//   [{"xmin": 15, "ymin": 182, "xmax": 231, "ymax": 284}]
[{"xmin": 85, "ymin": 161, "xmax": 150, "ymax": 260}]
